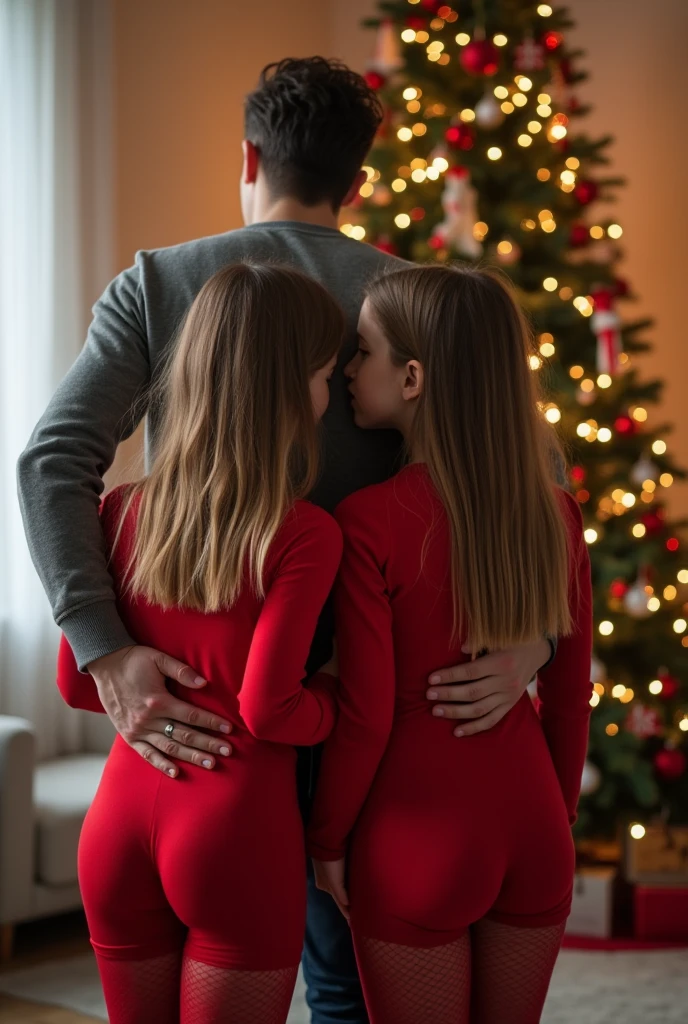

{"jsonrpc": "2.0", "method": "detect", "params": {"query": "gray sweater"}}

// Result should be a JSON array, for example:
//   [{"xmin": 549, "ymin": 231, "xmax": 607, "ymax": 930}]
[{"xmin": 17, "ymin": 221, "xmax": 408, "ymax": 670}]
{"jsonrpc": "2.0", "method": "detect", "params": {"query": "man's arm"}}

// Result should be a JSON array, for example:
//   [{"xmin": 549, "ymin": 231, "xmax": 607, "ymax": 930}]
[
  {"xmin": 18, "ymin": 258, "xmax": 232, "ymax": 775},
  {"xmin": 17, "ymin": 261, "xmax": 149, "ymax": 667}
]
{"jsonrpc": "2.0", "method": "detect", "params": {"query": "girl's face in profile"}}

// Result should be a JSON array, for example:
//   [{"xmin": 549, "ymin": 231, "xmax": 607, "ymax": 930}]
[
  {"xmin": 345, "ymin": 299, "xmax": 416, "ymax": 432},
  {"xmin": 310, "ymin": 354, "xmax": 338, "ymax": 421}
]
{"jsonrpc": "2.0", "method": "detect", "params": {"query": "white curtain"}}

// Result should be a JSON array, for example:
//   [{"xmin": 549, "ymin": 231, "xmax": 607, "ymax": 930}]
[{"xmin": 0, "ymin": 0, "xmax": 112, "ymax": 758}]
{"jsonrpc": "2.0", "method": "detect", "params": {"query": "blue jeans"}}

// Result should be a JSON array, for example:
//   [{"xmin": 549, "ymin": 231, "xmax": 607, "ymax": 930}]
[{"xmin": 298, "ymin": 745, "xmax": 368, "ymax": 1024}]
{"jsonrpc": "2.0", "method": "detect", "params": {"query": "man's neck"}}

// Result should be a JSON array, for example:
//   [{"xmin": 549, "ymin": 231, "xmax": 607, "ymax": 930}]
[{"xmin": 249, "ymin": 197, "xmax": 339, "ymax": 231}]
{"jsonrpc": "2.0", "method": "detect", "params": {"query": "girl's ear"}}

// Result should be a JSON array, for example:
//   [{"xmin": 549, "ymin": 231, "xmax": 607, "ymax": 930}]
[{"xmin": 402, "ymin": 360, "xmax": 424, "ymax": 402}]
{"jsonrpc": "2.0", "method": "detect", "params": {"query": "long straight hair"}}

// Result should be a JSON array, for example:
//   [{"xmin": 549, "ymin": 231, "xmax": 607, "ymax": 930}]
[
  {"xmin": 365, "ymin": 264, "xmax": 572, "ymax": 653},
  {"xmin": 117, "ymin": 262, "xmax": 344, "ymax": 611}
]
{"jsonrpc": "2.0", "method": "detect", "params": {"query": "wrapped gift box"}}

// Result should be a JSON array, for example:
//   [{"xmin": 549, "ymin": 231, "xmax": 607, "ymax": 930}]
[
  {"xmin": 565, "ymin": 867, "xmax": 616, "ymax": 939},
  {"xmin": 634, "ymin": 885, "xmax": 688, "ymax": 941},
  {"xmin": 624, "ymin": 825, "xmax": 688, "ymax": 886}
]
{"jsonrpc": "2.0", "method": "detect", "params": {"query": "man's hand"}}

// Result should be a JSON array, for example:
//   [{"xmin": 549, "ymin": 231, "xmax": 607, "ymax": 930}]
[
  {"xmin": 88, "ymin": 645, "xmax": 233, "ymax": 777},
  {"xmin": 313, "ymin": 857, "xmax": 350, "ymax": 922},
  {"xmin": 426, "ymin": 638, "xmax": 551, "ymax": 738}
]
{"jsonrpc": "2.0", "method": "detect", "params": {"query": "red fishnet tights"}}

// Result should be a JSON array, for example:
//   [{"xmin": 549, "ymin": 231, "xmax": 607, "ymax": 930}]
[
  {"xmin": 180, "ymin": 959, "xmax": 298, "ymax": 1024},
  {"xmin": 470, "ymin": 918, "xmax": 565, "ymax": 1024},
  {"xmin": 95, "ymin": 951, "xmax": 298, "ymax": 1024},
  {"xmin": 94, "ymin": 952, "xmax": 181, "ymax": 1024},
  {"xmin": 354, "ymin": 934, "xmax": 471, "ymax": 1024},
  {"xmin": 354, "ymin": 919, "xmax": 565, "ymax": 1024}
]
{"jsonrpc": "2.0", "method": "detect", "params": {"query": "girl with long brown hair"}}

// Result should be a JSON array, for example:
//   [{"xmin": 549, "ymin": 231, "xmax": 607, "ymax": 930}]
[
  {"xmin": 308, "ymin": 263, "xmax": 593, "ymax": 1024},
  {"xmin": 58, "ymin": 262, "xmax": 345, "ymax": 1023}
]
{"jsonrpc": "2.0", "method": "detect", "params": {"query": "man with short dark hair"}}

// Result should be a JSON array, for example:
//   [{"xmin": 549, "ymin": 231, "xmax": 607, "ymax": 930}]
[{"xmin": 18, "ymin": 57, "xmax": 553, "ymax": 1023}]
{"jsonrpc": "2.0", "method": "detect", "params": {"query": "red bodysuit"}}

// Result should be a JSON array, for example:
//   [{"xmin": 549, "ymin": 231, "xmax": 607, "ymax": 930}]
[
  {"xmin": 307, "ymin": 463, "xmax": 593, "ymax": 947},
  {"xmin": 61, "ymin": 486, "xmax": 342, "ymax": 977}
]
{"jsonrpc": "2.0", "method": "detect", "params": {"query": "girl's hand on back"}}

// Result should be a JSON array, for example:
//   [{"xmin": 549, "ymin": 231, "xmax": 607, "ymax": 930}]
[{"xmin": 313, "ymin": 857, "xmax": 350, "ymax": 922}]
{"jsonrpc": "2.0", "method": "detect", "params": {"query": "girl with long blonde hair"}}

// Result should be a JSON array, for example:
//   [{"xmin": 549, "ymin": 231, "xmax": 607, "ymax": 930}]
[
  {"xmin": 58, "ymin": 262, "xmax": 345, "ymax": 1023},
  {"xmin": 308, "ymin": 264, "xmax": 593, "ymax": 1024}
]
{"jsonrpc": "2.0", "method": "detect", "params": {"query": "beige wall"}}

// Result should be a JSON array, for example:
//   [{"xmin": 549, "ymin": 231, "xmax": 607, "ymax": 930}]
[{"xmin": 111, "ymin": 0, "xmax": 688, "ymax": 516}]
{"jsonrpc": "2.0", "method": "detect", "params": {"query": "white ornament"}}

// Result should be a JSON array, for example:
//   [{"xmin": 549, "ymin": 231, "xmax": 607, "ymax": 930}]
[
  {"xmin": 630, "ymin": 457, "xmax": 660, "ymax": 487},
  {"xmin": 590, "ymin": 655, "xmax": 606, "ymax": 684},
  {"xmin": 475, "ymin": 93, "xmax": 504, "ymax": 129},
  {"xmin": 433, "ymin": 166, "xmax": 483, "ymax": 259},
  {"xmin": 580, "ymin": 760, "xmax": 601, "ymax": 795},
  {"xmin": 368, "ymin": 18, "xmax": 404, "ymax": 76},
  {"xmin": 624, "ymin": 581, "xmax": 652, "ymax": 619}
]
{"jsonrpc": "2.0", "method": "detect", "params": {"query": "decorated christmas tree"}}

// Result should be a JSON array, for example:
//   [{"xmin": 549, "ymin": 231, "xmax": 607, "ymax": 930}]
[{"xmin": 345, "ymin": 0, "xmax": 688, "ymax": 839}]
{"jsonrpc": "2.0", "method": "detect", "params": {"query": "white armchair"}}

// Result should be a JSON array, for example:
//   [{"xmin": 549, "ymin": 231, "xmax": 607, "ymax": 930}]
[{"xmin": 0, "ymin": 712, "xmax": 114, "ymax": 960}]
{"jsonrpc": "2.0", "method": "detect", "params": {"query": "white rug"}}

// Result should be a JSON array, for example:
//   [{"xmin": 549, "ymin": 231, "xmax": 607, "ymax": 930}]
[{"xmin": 0, "ymin": 950, "xmax": 687, "ymax": 1022}]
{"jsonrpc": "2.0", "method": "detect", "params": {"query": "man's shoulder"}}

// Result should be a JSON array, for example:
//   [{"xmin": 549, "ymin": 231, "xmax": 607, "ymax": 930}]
[
  {"xmin": 135, "ymin": 226, "xmax": 268, "ymax": 271},
  {"xmin": 136, "ymin": 225, "xmax": 411, "ymax": 278}
]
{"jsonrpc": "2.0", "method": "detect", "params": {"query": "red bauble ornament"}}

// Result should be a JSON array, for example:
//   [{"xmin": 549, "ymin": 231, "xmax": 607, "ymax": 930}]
[
  {"xmin": 543, "ymin": 30, "xmax": 564, "ymax": 51},
  {"xmin": 642, "ymin": 509, "xmax": 665, "ymax": 536},
  {"xmin": 364, "ymin": 70, "xmax": 386, "ymax": 91},
  {"xmin": 575, "ymin": 180, "xmax": 599, "ymax": 206},
  {"xmin": 610, "ymin": 579, "xmax": 629, "ymax": 599},
  {"xmin": 625, "ymin": 703, "xmax": 663, "ymax": 739},
  {"xmin": 445, "ymin": 123, "xmax": 475, "ymax": 150},
  {"xmin": 570, "ymin": 465, "xmax": 586, "ymax": 484},
  {"xmin": 410, "ymin": 207, "xmax": 426, "ymax": 222},
  {"xmin": 405, "ymin": 16, "xmax": 427, "ymax": 30},
  {"xmin": 428, "ymin": 234, "xmax": 445, "ymax": 251},
  {"xmin": 614, "ymin": 414, "xmax": 636, "ymax": 435},
  {"xmin": 657, "ymin": 672, "xmax": 680, "ymax": 701},
  {"xmin": 421, "ymin": 0, "xmax": 443, "ymax": 11},
  {"xmin": 460, "ymin": 40, "xmax": 501, "ymax": 77},
  {"xmin": 569, "ymin": 223, "xmax": 589, "ymax": 248},
  {"xmin": 667, "ymin": 537, "xmax": 680, "ymax": 552},
  {"xmin": 654, "ymin": 747, "xmax": 687, "ymax": 781}
]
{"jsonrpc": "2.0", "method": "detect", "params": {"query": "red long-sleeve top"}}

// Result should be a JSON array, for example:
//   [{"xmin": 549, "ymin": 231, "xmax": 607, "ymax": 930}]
[
  {"xmin": 57, "ymin": 486, "xmax": 343, "ymax": 747},
  {"xmin": 307, "ymin": 464, "xmax": 593, "ymax": 861}
]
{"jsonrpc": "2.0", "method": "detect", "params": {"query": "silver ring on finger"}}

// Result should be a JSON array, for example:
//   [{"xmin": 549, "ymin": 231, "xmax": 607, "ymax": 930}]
[{"xmin": 164, "ymin": 722, "xmax": 175, "ymax": 739}]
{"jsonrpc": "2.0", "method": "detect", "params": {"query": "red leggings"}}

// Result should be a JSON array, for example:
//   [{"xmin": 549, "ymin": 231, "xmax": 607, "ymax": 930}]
[
  {"xmin": 79, "ymin": 736, "xmax": 304, "ymax": 1022},
  {"xmin": 343, "ymin": 710, "xmax": 575, "ymax": 1023}
]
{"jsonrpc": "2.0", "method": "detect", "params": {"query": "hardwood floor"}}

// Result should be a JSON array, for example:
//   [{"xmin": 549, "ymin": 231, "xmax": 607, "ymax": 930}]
[
  {"xmin": 0, "ymin": 914, "xmax": 100, "ymax": 1024},
  {"xmin": 0, "ymin": 995, "xmax": 101, "ymax": 1023}
]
